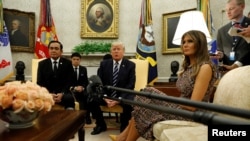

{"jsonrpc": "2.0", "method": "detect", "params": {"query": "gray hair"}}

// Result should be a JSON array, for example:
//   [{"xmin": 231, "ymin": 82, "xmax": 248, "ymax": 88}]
[
  {"xmin": 227, "ymin": 0, "xmax": 245, "ymax": 5},
  {"xmin": 96, "ymin": 7, "xmax": 104, "ymax": 14}
]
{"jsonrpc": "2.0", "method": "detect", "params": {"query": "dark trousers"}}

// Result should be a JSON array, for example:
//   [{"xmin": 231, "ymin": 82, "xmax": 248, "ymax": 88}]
[
  {"xmin": 88, "ymin": 100, "xmax": 106, "ymax": 127},
  {"xmin": 74, "ymin": 92, "xmax": 85, "ymax": 110},
  {"xmin": 74, "ymin": 92, "xmax": 92, "ymax": 119},
  {"xmin": 60, "ymin": 93, "xmax": 75, "ymax": 109},
  {"xmin": 88, "ymin": 99, "xmax": 133, "ymax": 132}
]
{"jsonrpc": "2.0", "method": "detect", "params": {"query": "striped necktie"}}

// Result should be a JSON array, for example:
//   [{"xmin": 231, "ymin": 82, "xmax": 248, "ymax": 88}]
[{"xmin": 111, "ymin": 62, "xmax": 119, "ymax": 97}]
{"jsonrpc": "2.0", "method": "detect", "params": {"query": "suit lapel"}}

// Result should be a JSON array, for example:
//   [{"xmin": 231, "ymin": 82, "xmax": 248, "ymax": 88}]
[
  {"xmin": 225, "ymin": 23, "xmax": 234, "ymax": 42},
  {"xmin": 117, "ymin": 60, "xmax": 126, "ymax": 82},
  {"xmin": 46, "ymin": 59, "xmax": 54, "ymax": 73},
  {"xmin": 108, "ymin": 60, "xmax": 114, "ymax": 84},
  {"xmin": 78, "ymin": 66, "xmax": 83, "ymax": 81},
  {"xmin": 58, "ymin": 59, "xmax": 63, "ymax": 70}
]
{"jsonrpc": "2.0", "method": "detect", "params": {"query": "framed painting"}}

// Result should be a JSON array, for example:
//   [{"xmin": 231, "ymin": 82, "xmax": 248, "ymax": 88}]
[
  {"xmin": 3, "ymin": 9, "xmax": 35, "ymax": 52},
  {"xmin": 81, "ymin": 0, "xmax": 119, "ymax": 39},
  {"xmin": 162, "ymin": 9, "xmax": 195, "ymax": 54}
]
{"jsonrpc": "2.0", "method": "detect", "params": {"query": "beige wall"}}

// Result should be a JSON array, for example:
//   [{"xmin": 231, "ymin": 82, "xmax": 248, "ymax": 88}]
[{"xmin": 3, "ymin": 0, "xmax": 250, "ymax": 81}]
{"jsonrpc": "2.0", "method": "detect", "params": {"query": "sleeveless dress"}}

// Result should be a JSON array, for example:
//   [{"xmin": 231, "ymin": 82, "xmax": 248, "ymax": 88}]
[{"xmin": 132, "ymin": 64, "xmax": 216, "ymax": 140}]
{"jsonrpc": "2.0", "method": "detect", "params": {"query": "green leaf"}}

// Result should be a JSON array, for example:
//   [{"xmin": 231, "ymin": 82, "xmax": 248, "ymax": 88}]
[{"xmin": 72, "ymin": 41, "xmax": 111, "ymax": 55}]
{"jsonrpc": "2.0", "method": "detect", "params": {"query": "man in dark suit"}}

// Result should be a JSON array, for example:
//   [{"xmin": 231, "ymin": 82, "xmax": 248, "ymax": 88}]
[
  {"xmin": 8, "ymin": 19, "xmax": 29, "ymax": 46},
  {"xmin": 216, "ymin": 0, "xmax": 250, "ymax": 71},
  {"xmin": 37, "ymin": 40, "xmax": 75, "ymax": 109},
  {"xmin": 89, "ymin": 41, "xmax": 136, "ymax": 135},
  {"xmin": 70, "ymin": 52, "xmax": 91, "ymax": 124}
]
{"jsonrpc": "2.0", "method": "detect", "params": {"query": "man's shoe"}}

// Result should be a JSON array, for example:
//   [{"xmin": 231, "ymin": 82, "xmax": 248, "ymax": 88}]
[
  {"xmin": 66, "ymin": 107, "xmax": 74, "ymax": 110},
  {"xmin": 91, "ymin": 126, "xmax": 107, "ymax": 135},
  {"xmin": 85, "ymin": 117, "xmax": 92, "ymax": 124}
]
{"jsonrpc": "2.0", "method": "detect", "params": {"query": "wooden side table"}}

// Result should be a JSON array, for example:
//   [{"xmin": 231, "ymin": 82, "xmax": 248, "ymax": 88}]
[{"xmin": 0, "ymin": 110, "xmax": 86, "ymax": 141}]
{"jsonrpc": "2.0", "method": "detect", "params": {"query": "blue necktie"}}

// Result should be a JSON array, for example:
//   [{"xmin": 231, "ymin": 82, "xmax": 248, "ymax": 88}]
[{"xmin": 111, "ymin": 62, "xmax": 119, "ymax": 97}]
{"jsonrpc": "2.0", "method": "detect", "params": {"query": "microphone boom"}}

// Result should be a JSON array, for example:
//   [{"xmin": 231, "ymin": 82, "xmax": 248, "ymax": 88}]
[{"xmin": 87, "ymin": 75, "xmax": 250, "ymax": 124}]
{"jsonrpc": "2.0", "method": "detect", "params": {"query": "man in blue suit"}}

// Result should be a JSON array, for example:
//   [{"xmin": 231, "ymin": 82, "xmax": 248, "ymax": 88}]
[
  {"xmin": 89, "ymin": 41, "xmax": 136, "ymax": 135},
  {"xmin": 216, "ymin": 0, "xmax": 250, "ymax": 71},
  {"xmin": 37, "ymin": 40, "xmax": 75, "ymax": 109}
]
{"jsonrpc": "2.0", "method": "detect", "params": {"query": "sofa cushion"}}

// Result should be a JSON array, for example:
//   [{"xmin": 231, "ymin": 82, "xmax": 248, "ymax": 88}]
[
  {"xmin": 153, "ymin": 120, "xmax": 206, "ymax": 141},
  {"xmin": 160, "ymin": 126, "xmax": 207, "ymax": 141}
]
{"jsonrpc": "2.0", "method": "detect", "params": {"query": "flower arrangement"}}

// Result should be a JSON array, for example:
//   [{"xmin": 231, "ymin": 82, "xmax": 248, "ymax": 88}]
[{"xmin": 0, "ymin": 81, "xmax": 54, "ymax": 113}]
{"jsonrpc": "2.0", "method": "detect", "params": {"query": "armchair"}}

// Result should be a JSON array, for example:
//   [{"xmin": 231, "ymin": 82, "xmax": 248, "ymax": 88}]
[
  {"xmin": 31, "ymin": 58, "xmax": 79, "ymax": 110},
  {"xmin": 31, "ymin": 58, "xmax": 45, "ymax": 83}
]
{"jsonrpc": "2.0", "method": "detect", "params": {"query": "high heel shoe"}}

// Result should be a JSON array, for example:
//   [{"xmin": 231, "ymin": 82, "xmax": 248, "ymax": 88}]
[{"xmin": 109, "ymin": 134, "xmax": 117, "ymax": 141}]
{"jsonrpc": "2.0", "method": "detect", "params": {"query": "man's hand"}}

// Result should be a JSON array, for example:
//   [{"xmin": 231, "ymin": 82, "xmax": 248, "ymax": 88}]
[
  {"xmin": 52, "ymin": 93, "xmax": 63, "ymax": 103},
  {"xmin": 74, "ymin": 86, "xmax": 84, "ymax": 93},
  {"xmin": 238, "ymin": 26, "xmax": 250, "ymax": 37},
  {"xmin": 222, "ymin": 64, "xmax": 238, "ymax": 70},
  {"xmin": 104, "ymin": 98, "xmax": 119, "ymax": 108},
  {"xmin": 209, "ymin": 51, "xmax": 223, "ymax": 60}
]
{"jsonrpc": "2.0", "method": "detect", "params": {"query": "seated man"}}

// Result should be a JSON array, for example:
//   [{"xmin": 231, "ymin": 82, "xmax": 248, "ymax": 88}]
[
  {"xmin": 88, "ymin": 41, "xmax": 136, "ymax": 135},
  {"xmin": 37, "ymin": 40, "xmax": 75, "ymax": 109}
]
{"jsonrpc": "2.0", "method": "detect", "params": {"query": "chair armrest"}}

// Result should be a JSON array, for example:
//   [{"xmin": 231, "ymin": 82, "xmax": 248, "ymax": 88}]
[{"xmin": 159, "ymin": 126, "xmax": 207, "ymax": 141}]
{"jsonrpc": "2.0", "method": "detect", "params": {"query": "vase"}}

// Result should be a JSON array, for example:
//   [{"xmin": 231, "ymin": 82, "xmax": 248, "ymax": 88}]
[{"xmin": 0, "ymin": 109, "xmax": 39, "ymax": 129}]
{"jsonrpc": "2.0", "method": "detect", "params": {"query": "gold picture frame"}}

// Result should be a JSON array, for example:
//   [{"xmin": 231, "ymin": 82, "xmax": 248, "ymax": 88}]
[
  {"xmin": 3, "ymin": 9, "xmax": 35, "ymax": 52},
  {"xmin": 81, "ymin": 0, "xmax": 119, "ymax": 39},
  {"xmin": 162, "ymin": 9, "xmax": 195, "ymax": 54}
]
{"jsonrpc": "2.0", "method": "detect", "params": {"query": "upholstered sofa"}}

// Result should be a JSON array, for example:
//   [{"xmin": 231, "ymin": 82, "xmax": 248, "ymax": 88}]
[{"xmin": 152, "ymin": 66, "xmax": 250, "ymax": 141}]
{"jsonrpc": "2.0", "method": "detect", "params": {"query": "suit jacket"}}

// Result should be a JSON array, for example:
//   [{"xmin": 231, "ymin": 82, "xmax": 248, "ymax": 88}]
[
  {"xmin": 37, "ymin": 57, "xmax": 74, "ymax": 94},
  {"xmin": 9, "ymin": 29, "xmax": 29, "ymax": 46},
  {"xmin": 71, "ymin": 65, "xmax": 89, "ymax": 102},
  {"xmin": 98, "ymin": 58, "xmax": 136, "ymax": 100},
  {"xmin": 72, "ymin": 65, "xmax": 88, "ymax": 88},
  {"xmin": 217, "ymin": 16, "xmax": 250, "ymax": 66}
]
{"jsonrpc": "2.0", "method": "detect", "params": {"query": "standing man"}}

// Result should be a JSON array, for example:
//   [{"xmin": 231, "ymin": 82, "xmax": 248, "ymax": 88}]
[
  {"xmin": 37, "ymin": 40, "xmax": 75, "ymax": 109},
  {"xmin": 8, "ymin": 19, "xmax": 28, "ymax": 46},
  {"xmin": 70, "ymin": 52, "xmax": 91, "ymax": 124},
  {"xmin": 89, "ymin": 41, "xmax": 136, "ymax": 135},
  {"xmin": 216, "ymin": 0, "xmax": 250, "ymax": 71}
]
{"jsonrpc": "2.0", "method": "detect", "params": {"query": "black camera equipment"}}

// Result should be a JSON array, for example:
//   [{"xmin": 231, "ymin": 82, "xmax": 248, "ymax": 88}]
[{"xmin": 87, "ymin": 75, "xmax": 250, "ymax": 125}]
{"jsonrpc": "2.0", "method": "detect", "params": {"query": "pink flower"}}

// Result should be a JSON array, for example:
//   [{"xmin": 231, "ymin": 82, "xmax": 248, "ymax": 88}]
[{"xmin": 0, "ymin": 81, "xmax": 54, "ymax": 113}]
